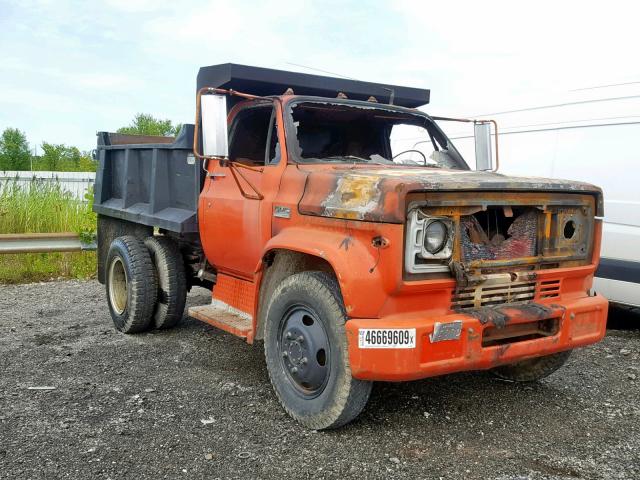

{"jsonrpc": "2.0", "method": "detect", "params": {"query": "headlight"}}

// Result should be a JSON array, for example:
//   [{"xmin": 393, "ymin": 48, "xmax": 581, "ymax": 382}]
[
  {"xmin": 405, "ymin": 210, "xmax": 454, "ymax": 274},
  {"xmin": 424, "ymin": 220, "xmax": 447, "ymax": 254}
]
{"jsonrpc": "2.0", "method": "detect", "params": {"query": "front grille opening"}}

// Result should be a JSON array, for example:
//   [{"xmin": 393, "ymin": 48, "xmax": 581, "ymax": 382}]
[
  {"xmin": 460, "ymin": 206, "xmax": 538, "ymax": 262},
  {"xmin": 452, "ymin": 281, "xmax": 536, "ymax": 309},
  {"xmin": 482, "ymin": 318, "xmax": 560, "ymax": 347},
  {"xmin": 537, "ymin": 279, "xmax": 561, "ymax": 299}
]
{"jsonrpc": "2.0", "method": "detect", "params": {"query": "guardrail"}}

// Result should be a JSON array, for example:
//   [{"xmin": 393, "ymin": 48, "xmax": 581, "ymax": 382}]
[{"xmin": 0, "ymin": 233, "xmax": 97, "ymax": 254}]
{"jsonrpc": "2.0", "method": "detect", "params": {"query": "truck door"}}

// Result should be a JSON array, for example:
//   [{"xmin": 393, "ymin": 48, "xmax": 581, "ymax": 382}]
[{"xmin": 199, "ymin": 101, "xmax": 284, "ymax": 279}]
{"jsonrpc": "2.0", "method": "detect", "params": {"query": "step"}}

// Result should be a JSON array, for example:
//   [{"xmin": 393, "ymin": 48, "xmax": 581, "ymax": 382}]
[{"xmin": 188, "ymin": 300, "xmax": 253, "ymax": 340}]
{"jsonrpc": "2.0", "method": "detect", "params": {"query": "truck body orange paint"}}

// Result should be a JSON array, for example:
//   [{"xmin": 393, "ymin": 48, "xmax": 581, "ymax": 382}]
[
  {"xmin": 95, "ymin": 64, "xmax": 608, "ymax": 427},
  {"xmin": 196, "ymin": 94, "xmax": 608, "ymax": 381}
]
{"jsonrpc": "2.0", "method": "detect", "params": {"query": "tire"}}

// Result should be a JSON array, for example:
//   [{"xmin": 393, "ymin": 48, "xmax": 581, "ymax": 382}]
[
  {"xmin": 264, "ymin": 271, "xmax": 372, "ymax": 430},
  {"xmin": 490, "ymin": 350, "xmax": 572, "ymax": 382},
  {"xmin": 144, "ymin": 236, "xmax": 187, "ymax": 329},
  {"xmin": 105, "ymin": 236, "xmax": 158, "ymax": 334}
]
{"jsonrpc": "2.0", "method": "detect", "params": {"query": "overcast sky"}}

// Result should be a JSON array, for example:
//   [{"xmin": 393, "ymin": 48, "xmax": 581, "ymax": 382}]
[{"xmin": 1, "ymin": 0, "xmax": 639, "ymax": 151}]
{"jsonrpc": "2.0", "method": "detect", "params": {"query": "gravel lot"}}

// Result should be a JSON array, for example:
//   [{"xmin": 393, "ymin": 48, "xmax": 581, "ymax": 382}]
[{"xmin": 1, "ymin": 280, "xmax": 639, "ymax": 479}]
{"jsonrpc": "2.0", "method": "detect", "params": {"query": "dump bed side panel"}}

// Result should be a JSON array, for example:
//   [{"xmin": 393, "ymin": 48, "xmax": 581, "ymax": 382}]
[{"xmin": 93, "ymin": 124, "xmax": 202, "ymax": 233}]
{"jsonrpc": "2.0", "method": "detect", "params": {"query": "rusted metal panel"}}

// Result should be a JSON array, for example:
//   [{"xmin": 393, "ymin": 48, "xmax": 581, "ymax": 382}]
[
  {"xmin": 462, "ymin": 302, "xmax": 561, "ymax": 328},
  {"xmin": 482, "ymin": 317, "xmax": 559, "ymax": 347},
  {"xmin": 410, "ymin": 192, "xmax": 596, "ymax": 282},
  {"xmin": 101, "ymin": 132, "xmax": 175, "ymax": 145},
  {"xmin": 298, "ymin": 167, "xmax": 604, "ymax": 223},
  {"xmin": 452, "ymin": 279, "xmax": 537, "ymax": 309},
  {"xmin": 188, "ymin": 302, "xmax": 252, "ymax": 340}
]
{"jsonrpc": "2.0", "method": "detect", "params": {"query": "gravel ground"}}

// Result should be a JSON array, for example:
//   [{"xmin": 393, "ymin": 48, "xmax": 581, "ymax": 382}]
[{"xmin": 1, "ymin": 280, "xmax": 639, "ymax": 480}]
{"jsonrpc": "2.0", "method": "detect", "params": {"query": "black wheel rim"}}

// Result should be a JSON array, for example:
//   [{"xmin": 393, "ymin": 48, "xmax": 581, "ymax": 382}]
[{"xmin": 278, "ymin": 305, "xmax": 330, "ymax": 398}]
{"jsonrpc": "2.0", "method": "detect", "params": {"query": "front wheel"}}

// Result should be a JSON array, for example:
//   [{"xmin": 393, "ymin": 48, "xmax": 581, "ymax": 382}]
[
  {"xmin": 264, "ymin": 271, "xmax": 372, "ymax": 429},
  {"xmin": 490, "ymin": 350, "xmax": 572, "ymax": 382}
]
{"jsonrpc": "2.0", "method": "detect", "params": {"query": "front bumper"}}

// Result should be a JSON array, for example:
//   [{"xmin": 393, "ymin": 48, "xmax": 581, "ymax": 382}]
[{"xmin": 345, "ymin": 294, "xmax": 608, "ymax": 381}]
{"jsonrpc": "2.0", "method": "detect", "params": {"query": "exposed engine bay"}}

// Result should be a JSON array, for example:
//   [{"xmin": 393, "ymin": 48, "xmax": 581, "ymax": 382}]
[{"xmin": 460, "ymin": 206, "xmax": 538, "ymax": 262}]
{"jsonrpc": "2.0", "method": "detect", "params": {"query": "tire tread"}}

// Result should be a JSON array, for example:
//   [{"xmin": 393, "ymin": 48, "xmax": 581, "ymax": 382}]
[
  {"xmin": 144, "ymin": 236, "xmax": 187, "ymax": 329},
  {"xmin": 264, "ymin": 271, "xmax": 372, "ymax": 430},
  {"xmin": 106, "ymin": 236, "xmax": 157, "ymax": 334}
]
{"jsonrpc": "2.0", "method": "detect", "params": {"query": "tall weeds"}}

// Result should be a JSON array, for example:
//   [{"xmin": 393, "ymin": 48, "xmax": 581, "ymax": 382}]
[{"xmin": 0, "ymin": 178, "xmax": 96, "ymax": 283}]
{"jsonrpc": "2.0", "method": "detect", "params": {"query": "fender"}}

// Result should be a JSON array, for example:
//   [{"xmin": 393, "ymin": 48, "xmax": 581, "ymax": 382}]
[{"xmin": 259, "ymin": 226, "xmax": 390, "ymax": 318}]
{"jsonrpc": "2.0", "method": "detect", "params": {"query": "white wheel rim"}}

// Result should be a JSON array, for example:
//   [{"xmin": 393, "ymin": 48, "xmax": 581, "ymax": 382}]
[{"xmin": 108, "ymin": 256, "xmax": 128, "ymax": 315}]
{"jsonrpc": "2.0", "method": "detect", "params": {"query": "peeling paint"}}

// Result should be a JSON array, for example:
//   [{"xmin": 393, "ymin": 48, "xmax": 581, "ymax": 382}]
[
  {"xmin": 299, "ymin": 167, "xmax": 604, "ymax": 223},
  {"xmin": 320, "ymin": 175, "xmax": 382, "ymax": 220}
]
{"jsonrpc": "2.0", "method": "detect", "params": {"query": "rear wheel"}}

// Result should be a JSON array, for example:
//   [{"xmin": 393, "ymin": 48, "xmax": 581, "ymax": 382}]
[
  {"xmin": 105, "ymin": 236, "xmax": 157, "ymax": 333},
  {"xmin": 490, "ymin": 350, "xmax": 572, "ymax": 382},
  {"xmin": 144, "ymin": 236, "xmax": 187, "ymax": 329},
  {"xmin": 264, "ymin": 271, "xmax": 372, "ymax": 429}
]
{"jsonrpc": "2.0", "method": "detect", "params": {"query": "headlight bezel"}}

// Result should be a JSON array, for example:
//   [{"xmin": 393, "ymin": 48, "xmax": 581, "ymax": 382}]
[{"xmin": 405, "ymin": 209, "xmax": 454, "ymax": 274}]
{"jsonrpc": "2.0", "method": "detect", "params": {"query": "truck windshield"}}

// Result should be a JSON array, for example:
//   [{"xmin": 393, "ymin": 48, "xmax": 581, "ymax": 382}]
[{"xmin": 288, "ymin": 101, "xmax": 468, "ymax": 170}]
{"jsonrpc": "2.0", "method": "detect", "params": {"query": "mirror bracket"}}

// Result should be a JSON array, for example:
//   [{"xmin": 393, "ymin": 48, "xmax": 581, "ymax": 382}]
[
  {"xmin": 192, "ymin": 87, "xmax": 263, "ymax": 165},
  {"xmin": 430, "ymin": 116, "xmax": 500, "ymax": 172}
]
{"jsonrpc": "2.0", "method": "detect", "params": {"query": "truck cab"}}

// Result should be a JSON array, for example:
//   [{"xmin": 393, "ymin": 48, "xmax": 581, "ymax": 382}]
[{"xmin": 94, "ymin": 64, "xmax": 608, "ymax": 429}]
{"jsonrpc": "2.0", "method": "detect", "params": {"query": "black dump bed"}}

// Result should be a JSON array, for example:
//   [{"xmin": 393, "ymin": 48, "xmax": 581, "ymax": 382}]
[{"xmin": 93, "ymin": 125, "xmax": 202, "ymax": 233}]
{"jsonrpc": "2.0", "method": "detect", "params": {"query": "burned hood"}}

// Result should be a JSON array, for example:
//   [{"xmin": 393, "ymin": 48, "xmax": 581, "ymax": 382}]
[{"xmin": 298, "ymin": 167, "xmax": 604, "ymax": 223}]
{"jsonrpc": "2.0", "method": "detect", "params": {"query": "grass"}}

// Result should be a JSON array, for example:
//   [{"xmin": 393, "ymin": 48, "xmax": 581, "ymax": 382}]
[{"xmin": 0, "ymin": 179, "xmax": 96, "ymax": 283}]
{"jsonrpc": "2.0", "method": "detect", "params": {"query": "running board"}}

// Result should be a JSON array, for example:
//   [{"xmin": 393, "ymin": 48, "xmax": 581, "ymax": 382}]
[{"xmin": 188, "ymin": 300, "xmax": 253, "ymax": 342}]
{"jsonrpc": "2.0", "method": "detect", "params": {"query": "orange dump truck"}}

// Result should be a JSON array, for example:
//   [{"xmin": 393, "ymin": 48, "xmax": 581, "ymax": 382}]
[{"xmin": 94, "ymin": 64, "xmax": 608, "ymax": 429}]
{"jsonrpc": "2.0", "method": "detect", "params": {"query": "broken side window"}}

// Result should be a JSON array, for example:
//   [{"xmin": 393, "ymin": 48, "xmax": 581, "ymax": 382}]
[{"xmin": 228, "ymin": 105, "xmax": 273, "ymax": 166}]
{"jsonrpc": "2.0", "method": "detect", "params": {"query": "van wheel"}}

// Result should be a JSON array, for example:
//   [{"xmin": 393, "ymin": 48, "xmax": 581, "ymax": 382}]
[
  {"xmin": 264, "ymin": 271, "xmax": 372, "ymax": 430},
  {"xmin": 105, "ymin": 236, "xmax": 158, "ymax": 333},
  {"xmin": 144, "ymin": 236, "xmax": 187, "ymax": 329},
  {"xmin": 490, "ymin": 350, "xmax": 572, "ymax": 382}
]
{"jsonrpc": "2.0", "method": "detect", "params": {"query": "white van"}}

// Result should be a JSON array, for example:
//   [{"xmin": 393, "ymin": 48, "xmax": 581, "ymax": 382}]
[{"xmin": 442, "ymin": 84, "xmax": 640, "ymax": 307}]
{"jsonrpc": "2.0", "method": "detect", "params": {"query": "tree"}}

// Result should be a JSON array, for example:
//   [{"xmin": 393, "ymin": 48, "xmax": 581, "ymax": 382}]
[
  {"xmin": 78, "ymin": 151, "xmax": 97, "ymax": 172},
  {"xmin": 117, "ymin": 113, "xmax": 181, "ymax": 137},
  {"xmin": 37, "ymin": 143, "xmax": 82, "ymax": 171},
  {"xmin": 0, "ymin": 128, "xmax": 31, "ymax": 170}
]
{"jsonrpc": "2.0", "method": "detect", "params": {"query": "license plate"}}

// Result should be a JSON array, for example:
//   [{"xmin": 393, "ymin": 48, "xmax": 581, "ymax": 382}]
[{"xmin": 358, "ymin": 328, "xmax": 416, "ymax": 349}]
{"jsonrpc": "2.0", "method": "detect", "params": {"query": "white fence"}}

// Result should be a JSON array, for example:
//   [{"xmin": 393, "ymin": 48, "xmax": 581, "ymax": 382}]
[{"xmin": 0, "ymin": 171, "xmax": 96, "ymax": 200}]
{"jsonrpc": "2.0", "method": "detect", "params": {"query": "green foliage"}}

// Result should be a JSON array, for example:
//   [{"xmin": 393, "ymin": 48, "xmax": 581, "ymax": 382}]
[
  {"xmin": 0, "ymin": 127, "xmax": 97, "ymax": 172},
  {"xmin": 78, "ymin": 186, "xmax": 97, "ymax": 244},
  {"xmin": 0, "ymin": 251, "xmax": 96, "ymax": 284},
  {"xmin": 0, "ymin": 178, "xmax": 97, "ymax": 283},
  {"xmin": 78, "ymin": 152, "xmax": 97, "ymax": 172},
  {"xmin": 0, "ymin": 177, "xmax": 95, "ymax": 233},
  {"xmin": 0, "ymin": 128, "xmax": 31, "ymax": 170},
  {"xmin": 117, "ymin": 113, "xmax": 181, "ymax": 137},
  {"xmin": 36, "ymin": 143, "xmax": 79, "ymax": 171},
  {"xmin": 31, "ymin": 143, "xmax": 97, "ymax": 172}
]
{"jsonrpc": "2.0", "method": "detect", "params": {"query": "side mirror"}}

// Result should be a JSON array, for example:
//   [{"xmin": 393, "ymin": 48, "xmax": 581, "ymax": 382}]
[
  {"xmin": 474, "ymin": 122, "xmax": 493, "ymax": 171},
  {"xmin": 201, "ymin": 94, "xmax": 229, "ymax": 158}
]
